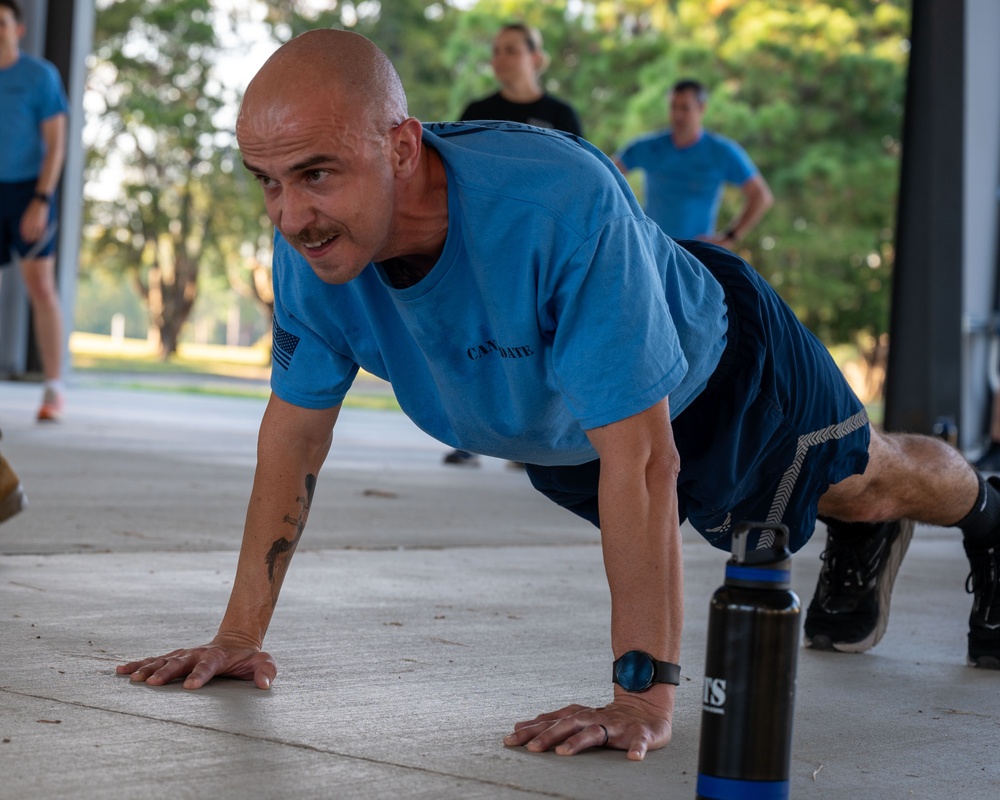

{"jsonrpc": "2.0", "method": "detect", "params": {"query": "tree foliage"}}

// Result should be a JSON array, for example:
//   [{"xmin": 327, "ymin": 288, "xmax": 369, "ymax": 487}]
[
  {"xmin": 81, "ymin": 0, "xmax": 910, "ymax": 358},
  {"xmin": 84, "ymin": 0, "xmax": 257, "ymax": 356}
]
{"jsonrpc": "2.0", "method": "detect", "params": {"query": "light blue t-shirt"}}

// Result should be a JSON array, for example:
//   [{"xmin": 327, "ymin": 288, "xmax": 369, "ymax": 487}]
[
  {"xmin": 0, "ymin": 53, "xmax": 68, "ymax": 181},
  {"xmin": 616, "ymin": 130, "xmax": 757, "ymax": 239},
  {"xmin": 270, "ymin": 121, "xmax": 728, "ymax": 466}
]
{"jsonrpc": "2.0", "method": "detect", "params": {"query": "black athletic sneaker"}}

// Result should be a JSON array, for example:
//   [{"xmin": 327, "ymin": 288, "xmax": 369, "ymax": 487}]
[
  {"xmin": 964, "ymin": 540, "xmax": 1000, "ymax": 669},
  {"xmin": 804, "ymin": 518, "xmax": 914, "ymax": 652}
]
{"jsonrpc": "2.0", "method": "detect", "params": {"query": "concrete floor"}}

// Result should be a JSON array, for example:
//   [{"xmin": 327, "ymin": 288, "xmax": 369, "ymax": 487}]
[{"xmin": 1, "ymin": 376, "xmax": 999, "ymax": 799}]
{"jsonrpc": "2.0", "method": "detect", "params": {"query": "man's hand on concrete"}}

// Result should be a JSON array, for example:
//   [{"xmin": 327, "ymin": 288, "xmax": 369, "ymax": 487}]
[
  {"xmin": 116, "ymin": 634, "xmax": 277, "ymax": 690},
  {"xmin": 503, "ymin": 691, "xmax": 673, "ymax": 761}
]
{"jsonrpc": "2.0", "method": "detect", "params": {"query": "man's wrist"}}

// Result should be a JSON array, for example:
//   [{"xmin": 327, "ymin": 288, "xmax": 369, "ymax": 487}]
[
  {"xmin": 32, "ymin": 191, "xmax": 53, "ymax": 205},
  {"xmin": 722, "ymin": 227, "xmax": 741, "ymax": 241}
]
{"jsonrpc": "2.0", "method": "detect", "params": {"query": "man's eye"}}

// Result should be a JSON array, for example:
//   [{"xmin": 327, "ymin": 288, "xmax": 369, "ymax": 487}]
[
  {"xmin": 256, "ymin": 175, "xmax": 276, "ymax": 188},
  {"xmin": 305, "ymin": 170, "xmax": 325, "ymax": 182}
]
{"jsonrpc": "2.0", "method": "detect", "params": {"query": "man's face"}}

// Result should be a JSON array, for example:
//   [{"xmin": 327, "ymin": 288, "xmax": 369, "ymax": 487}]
[
  {"xmin": 237, "ymin": 93, "xmax": 398, "ymax": 285},
  {"xmin": 0, "ymin": 7, "xmax": 24, "ymax": 60},
  {"xmin": 669, "ymin": 89, "xmax": 705, "ymax": 134}
]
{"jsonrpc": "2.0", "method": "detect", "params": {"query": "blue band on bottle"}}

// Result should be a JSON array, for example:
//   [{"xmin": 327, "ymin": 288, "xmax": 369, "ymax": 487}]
[
  {"xmin": 725, "ymin": 565, "xmax": 791, "ymax": 583},
  {"xmin": 696, "ymin": 774, "xmax": 790, "ymax": 800}
]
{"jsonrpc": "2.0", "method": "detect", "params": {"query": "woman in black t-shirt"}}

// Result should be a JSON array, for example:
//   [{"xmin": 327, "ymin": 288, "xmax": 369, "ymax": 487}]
[{"xmin": 459, "ymin": 23, "xmax": 583, "ymax": 137}]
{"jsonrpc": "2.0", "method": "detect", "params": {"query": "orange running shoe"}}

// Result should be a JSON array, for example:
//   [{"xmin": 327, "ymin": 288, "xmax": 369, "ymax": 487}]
[{"xmin": 37, "ymin": 387, "xmax": 65, "ymax": 422}]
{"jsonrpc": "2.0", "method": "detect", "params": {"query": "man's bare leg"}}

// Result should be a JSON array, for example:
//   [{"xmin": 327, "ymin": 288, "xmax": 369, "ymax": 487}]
[{"xmin": 20, "ymin": 255, "xmax": 65, "ymax": 420}]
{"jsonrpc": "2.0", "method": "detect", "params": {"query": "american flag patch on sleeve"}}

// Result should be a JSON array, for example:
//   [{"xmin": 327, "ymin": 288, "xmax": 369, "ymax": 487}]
[{"xmin": 272, "ymin": 318, "xmax": 300, "ymax": 370}]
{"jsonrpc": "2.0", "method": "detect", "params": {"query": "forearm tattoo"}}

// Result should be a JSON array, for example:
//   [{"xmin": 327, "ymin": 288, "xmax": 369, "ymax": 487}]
[{"xmin": 264, "ymin": 474, "xmax": 316, "ymax": 600}]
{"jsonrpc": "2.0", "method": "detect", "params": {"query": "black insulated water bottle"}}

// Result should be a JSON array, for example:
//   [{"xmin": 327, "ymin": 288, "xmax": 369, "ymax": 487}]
[{"xmin": 696, "ymin": 522, "xmax": 800, "ymax": 800}]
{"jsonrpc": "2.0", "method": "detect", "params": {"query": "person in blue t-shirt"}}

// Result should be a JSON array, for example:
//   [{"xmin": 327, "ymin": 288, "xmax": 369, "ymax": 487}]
[
  {"xmin": 118, "ymin": 30, "xmax": 1000, "ymax": 763},
  {"xmin": 614, "ymin": 79, "xmax": 773, "ymax": 248},
  {"xmin": 0, "ymin": 0, "xmax": 69, "ymax": 421}
]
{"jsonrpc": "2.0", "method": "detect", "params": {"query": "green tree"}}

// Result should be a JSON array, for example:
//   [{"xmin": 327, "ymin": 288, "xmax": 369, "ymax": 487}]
[{"xmin": 84, "ymin": 0, "xmax": 241, "ymax": 357}]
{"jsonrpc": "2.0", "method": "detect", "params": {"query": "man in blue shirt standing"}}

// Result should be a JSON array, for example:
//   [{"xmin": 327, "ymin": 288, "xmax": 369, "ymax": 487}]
[
  {"xmin": 0, "ymin": 0, "xmax": 68, "ymax": 421},
  {"xmin": 614, "ymin": 79, "xmax": 773, "ymax": 248}
]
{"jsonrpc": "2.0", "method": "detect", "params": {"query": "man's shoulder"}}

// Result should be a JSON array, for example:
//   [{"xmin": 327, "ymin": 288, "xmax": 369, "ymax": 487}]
[
  {"xmin": 702, "ymin": 129, "xmax": 748, "ymax": 154},
  {"xmin": 625, "ymin": 129, "xmax": 672, "ymax": 150},
  {"xmin": 13, "ymin": 53, "xmax": 60, "ymax": 77},
  {"xmin": 422, "ymin": 121, "xmax": 639, "ymax": 237},
  {"xmin": 422, "ymin": 121, "xmax": 589, "ymax": 164},
  {"xmin": 3, "ymin": 53, "xmax": 63, "ymax": 93}
]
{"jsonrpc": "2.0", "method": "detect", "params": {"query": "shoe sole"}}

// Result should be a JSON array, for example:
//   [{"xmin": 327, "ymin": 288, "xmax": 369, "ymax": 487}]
[
  {"xmin": 0, "ymin": 482, "xmax": 27, "ymax": 524},
  {"xmin": 827, "ymin": 518, "xmax": 915, "ymax": 653}
]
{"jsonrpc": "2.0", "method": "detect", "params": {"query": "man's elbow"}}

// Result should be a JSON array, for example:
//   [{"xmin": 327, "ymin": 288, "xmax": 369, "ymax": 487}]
[
  {"xmin": 761, "ymin": 185, "xmax": 775, "ymax": 211},
  {"xmin": 754, "ymin": 178, "xmax": 775, "ymax": 211}
]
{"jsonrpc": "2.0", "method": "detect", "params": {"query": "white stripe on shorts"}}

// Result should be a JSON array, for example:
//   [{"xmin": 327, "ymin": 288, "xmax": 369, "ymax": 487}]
[{"xmin": 756, "ymin": 407, "xmax": 870, "ymax": 549}]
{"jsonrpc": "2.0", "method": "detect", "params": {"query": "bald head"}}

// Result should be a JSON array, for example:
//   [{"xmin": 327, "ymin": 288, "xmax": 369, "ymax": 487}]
[{"xmin": 238, "ymin": 29, "xmax": 408, "ymax": 141}]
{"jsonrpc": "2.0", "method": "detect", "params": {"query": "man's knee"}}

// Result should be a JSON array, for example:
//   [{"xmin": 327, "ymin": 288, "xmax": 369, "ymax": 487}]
[
  {"xmin": 19, "ymin": 258, "xmax": 58, "ymax": 302},
  {"xmin": 817, "ymin": 429, "xmax": 899, "ymax": 521}
]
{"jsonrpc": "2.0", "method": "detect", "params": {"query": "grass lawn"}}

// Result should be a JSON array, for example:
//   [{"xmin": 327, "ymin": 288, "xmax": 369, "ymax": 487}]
[{"xmin": 69, "ymin": 332, "xmax": 401, "ymax": 411}]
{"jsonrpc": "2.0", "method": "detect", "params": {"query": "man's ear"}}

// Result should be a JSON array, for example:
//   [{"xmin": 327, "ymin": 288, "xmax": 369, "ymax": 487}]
[{"xmin": 391, "ymin": 117, "xmax": 423, "ymax": 177}]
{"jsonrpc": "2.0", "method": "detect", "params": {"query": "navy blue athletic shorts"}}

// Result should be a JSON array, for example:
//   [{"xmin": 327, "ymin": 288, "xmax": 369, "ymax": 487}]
[
  {"xmin": 524, "ymin": 240, "xmax": 871, "ymax": 554},
  {"xmin": 0, "ymin": 179, "xmax": 58, "ymax": 265}
]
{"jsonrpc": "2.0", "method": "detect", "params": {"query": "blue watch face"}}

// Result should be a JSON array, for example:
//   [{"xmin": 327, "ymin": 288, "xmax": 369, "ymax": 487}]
[{"xmin": 615, "ymin": 651, "xmax": 655, "ymax": 692}]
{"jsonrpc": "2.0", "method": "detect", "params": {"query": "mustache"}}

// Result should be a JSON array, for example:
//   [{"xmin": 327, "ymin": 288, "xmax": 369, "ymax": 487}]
[{"xmin": 287, "ymin": 228, "xmax": 341, "ymax": 246}]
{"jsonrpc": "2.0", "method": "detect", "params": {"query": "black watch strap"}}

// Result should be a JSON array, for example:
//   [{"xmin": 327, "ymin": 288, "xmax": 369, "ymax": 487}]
[
  {"xmin": 33, "ymin": 192, "xmax": 52, "ymax": 204},
  {"xmin": 612, "ymin": 650, "xmax": 681, "ymax": 691}
]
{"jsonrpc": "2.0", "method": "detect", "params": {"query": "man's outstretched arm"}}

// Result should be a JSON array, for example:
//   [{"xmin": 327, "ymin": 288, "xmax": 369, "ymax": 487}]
[
  {"xmin": 505, "ymin": 397, "xmax": 683, "ymax": 760},
  {"xmin": 117, "ymin": 394, "xmax": 340, "ymax": 689}
]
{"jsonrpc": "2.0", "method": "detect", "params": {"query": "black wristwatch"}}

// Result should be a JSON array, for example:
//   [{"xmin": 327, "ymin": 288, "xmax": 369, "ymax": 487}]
[
  {"xmin": 612, "ymin": 650, "xmax": 681, "ymax": 692},
  {"xmin": 33, "ymin": 192, "xmax": 52, "ymax": 204}
]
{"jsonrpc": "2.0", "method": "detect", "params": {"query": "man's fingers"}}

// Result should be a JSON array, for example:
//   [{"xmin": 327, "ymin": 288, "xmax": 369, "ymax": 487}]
[
  {"xmin": 181, "ymin": 656, "xmax": 224, "ymax": 689},
  {"xmin": 505, "ymin": 700, "xmax": 671, "ymax": 759},
  {"xmin": 511, "ymin": 704, "xmax": 588, "ymax": 732},
  {"xmin": 503, "ymin": 720, "xmax": 546, "ymax": 747},
  {"xmin": 116, "ymin": 656, "xmax": 166, "ymax": 675},
  {"xmin": 554, "ymin": 723, "xmax": 610, "ymax": 756},
  {"xmin": 124, "ymin": 658, "xmax": 173, "ymax": 683},
  {"xmin": 522, "ymin": 717, "xmax": 587, "ymax": 753},
  {"xmin": 145, "ymin": 654, "xmax": 203, "ymax": 686},
  {"xmin": 253, "ymin": 661, "xmax": 276, "ymax": 689},
  {"xmin": 627, "ymin": 733, "xmax": 650, "ymax": 761},
  {"xmin": 118, "ymin": 646, "xmax": 276, "ymax": 690}
]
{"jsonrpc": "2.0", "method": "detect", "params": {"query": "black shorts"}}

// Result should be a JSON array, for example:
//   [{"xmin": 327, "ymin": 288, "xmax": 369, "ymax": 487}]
[
  {"xmin": 524, "ymin": 241, "xmax": 870, "ymax": 554},
  {"xmin": 1, "ymin": 179, "xmax": 58, "ymax": 265}
]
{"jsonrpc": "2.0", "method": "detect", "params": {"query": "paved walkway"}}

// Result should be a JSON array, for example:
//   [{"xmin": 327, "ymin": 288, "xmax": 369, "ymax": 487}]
[{"xmin": 1, "ymin": 378, "xmax": 998, "ymax": 799}]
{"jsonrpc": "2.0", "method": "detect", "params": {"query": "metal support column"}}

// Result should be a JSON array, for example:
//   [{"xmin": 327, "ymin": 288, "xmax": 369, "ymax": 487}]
[
  {"xmin": 884, "ymin": 0, "xmax": 1000, "ymax": 454},
  {"xmin": 884, "ymin": 0, "xmax": 965, "ymax": 436}
]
